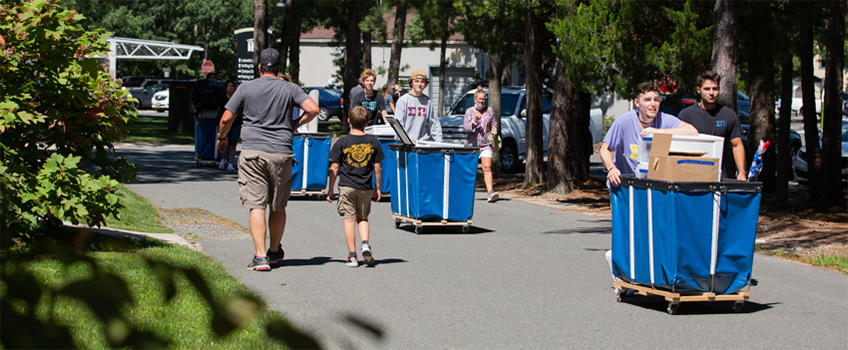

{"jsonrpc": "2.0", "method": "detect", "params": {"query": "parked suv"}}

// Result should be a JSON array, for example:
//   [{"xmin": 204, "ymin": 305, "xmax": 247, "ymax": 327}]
[{"xmin": 439, "ymin": 87, "xmax": 604, "ymax": 173}]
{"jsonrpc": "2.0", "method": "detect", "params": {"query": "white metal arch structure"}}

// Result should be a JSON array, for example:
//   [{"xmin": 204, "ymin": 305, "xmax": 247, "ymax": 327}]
[{"xmin": 104, "ymin": 37, "xmax": 204, "ymax": 78}]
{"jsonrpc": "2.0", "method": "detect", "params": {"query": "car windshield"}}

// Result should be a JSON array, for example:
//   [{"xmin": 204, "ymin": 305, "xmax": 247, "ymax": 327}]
[
  {"xmin": 323, "ymin": 89, "xmax": 342, "ymax": 98},
  {"xmin": 449, "ymin": 92, "xmax": 520, "ymax": 117},
  {"xmin": 737, "ymin": 90, "xmax": 750, "ymax": 101}
]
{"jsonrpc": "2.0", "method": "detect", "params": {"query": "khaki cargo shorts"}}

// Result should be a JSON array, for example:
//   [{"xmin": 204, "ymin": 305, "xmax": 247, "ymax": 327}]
[
  {"xmin": 237, "ymin": 149, "xmax": 294, "ymax": 211},
  {"xmin": 337, "ymin": 186, "xmax": 372, "ymax": 219}
]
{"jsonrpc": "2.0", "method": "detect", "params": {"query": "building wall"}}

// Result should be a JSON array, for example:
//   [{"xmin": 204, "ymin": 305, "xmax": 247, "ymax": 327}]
[{"xmin": 298, "ymin": 40, "xmax": 479, "ymax": 93}]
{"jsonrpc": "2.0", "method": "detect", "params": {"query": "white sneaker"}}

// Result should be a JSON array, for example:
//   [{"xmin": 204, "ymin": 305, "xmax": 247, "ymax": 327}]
[
  {"xmin": 361, "ymin": 243, "xmax": 374, "ymax": 266},
  {"xmin": 218, "ymin": 159, "xmax": 227, "ymax": 170},
  {"xmin": 487, "ymin": 191, "xmax": 499, "ymax": 202},
  {"xmin": 226, "ymin": 163, "xmax": 236, "ymax": 171},
  {"xmin": 346, "ymin": 256, "xmax": 359, "ymax": 267}
]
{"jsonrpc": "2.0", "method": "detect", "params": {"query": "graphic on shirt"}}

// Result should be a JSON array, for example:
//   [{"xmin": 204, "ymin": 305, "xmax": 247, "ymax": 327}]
[
  {"xmin": 406, "ymin": 106, "xmax": 427, "ymax": 117},
  {"xmin": 716, "ymin": 120, "xmax": 725, "ymax": 127},
  {"xmin": 362, "ymin": 102, "xmax": 376, "ymax": 111},
  {"xmin": 344, "ymin": 143, "xmax": 373, "ymax": 168},
  {"xmin": 630, "ymin": 144, "xmax": 638, "ymax": 160}
]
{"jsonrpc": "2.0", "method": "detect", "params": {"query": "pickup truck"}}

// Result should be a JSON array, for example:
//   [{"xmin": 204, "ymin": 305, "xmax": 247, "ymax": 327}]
[{"xmin": 439, "ymin": 87, "xmax": 604, "ymax": 173}]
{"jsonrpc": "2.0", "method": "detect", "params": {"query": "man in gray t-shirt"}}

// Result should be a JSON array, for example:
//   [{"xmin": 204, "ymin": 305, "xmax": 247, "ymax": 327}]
[
  {"xmin": 394, "ymin": 70, "xmax": 442, "ymax": 142},
  {"xmin": 217, "ymin": 48, "xmax": 319, "ymax": 271}
]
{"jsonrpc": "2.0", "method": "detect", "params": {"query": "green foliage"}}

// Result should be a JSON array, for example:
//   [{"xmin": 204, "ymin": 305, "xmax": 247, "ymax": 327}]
[
  {"xmin": 62, "ymin": 0, "xmax": 254, "ymax": 79},
  {"xmin": 548, "ymin": 0, "xmax": 712, "ymax": 97},
  {"xmin": 0, "ymin": 239, "xmax": 320, "ymax": 349},
  {"xmin": 1, "ymin": 0, "xmax": 137, "ymax": 236}
]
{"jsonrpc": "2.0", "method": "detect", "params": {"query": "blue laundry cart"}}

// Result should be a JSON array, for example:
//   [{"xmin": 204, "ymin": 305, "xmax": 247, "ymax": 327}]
[
  {"xmin": 610, "ymin": 175, "xmax": 761, "ymax": 314},
  {"xmin": 372, "ymin": 136, "xmax": 396, "ymax": 196},
  {"xmin": 194, "ymin": 119, "xmax": 221, "ymax": 166},
  {"xmin": 291, "ymin": 132, "xmax": 331, "ymax": 196},
  {"xmin": 388, "ymin": 143, "xmax": 479, "ymax": 233}
]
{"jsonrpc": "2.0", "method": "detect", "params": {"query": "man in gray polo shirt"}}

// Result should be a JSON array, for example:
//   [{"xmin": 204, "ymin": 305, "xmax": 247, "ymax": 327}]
[{"xmin": 218, "ymin": 48, "xmax": 319, "ymax": 271}]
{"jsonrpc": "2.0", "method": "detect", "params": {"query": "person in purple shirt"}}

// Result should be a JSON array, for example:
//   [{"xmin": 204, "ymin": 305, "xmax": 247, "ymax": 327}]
[
  {"xmin": 599, "ymin": 82, "xmax": 698, "ymax": 188},
  {"xmin": 464, "ymin": 86, "xmax": 499, "ymax": 202},
  {"xmin": 600, "ymin": 81, "xmax": 697, "ymax": 283}
]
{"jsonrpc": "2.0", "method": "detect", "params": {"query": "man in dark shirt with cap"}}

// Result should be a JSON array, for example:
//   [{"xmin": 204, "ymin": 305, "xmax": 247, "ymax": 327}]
[{"xmin": 218, "ymin": 48, "xmax": 320, "ymax": 271}]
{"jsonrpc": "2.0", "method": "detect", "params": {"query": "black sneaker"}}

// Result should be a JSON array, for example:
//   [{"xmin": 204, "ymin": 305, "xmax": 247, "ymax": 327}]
[
  {"xmin": 247, "ymin": 256, "xmax": 271, "ymax": 271},
  {"xmin": 267, "ymin": 244, "xmax": 285, "ymax": 266}
]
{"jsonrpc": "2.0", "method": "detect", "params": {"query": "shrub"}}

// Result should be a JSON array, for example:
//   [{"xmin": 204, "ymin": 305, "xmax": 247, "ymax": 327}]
[{"xmin": 0, "ymin": 0, "xmax": 137, "ymax": 237}]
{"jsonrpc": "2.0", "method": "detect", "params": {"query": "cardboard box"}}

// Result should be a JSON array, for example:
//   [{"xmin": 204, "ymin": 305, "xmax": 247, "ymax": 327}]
[{"xmin": 647, "ymin": 133, "xmax": 721, "ymax": 182}]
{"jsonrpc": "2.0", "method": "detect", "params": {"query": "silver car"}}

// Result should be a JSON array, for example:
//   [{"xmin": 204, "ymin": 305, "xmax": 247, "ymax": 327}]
[
  {"xmin": 793, "ymin": 120, "xmax": 848, "ymax": 183},
  {"xmin": 439, "ymin": 87, "xmax": 604, "ymax": 173}
]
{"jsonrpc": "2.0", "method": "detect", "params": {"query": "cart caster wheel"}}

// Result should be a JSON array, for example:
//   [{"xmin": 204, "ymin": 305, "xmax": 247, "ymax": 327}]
[
  {"xmin": 196, "ymin": 160, "xmax": 201, "ymax": 167},
  {"xmin": 462, "ymin": 225, "xmax": 469, "ymax": 233},
  {"xmin": 414, "ymin": 225, "xmax": 423, "ymax": 234},
  {"xmin": 394, "ymin": 219, "xmax": 401, "ymax": 228},
  {"xmin": 732, "ymin": 301, "xmax": 744, "ymax": 313},
  {"xmin": 667, "ymin": 302, "xmax": 679, "ymax": 315},
  {"xmin": 615, "ymin": 289, "xmax": 624, "ymax": 302}
]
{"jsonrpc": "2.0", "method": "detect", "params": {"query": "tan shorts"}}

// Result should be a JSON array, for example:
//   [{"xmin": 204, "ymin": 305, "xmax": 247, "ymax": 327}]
[
  {"xmin": 237, "ymin": 149, "xmax": 294, "ymax": 211},
  {"xmin": 337, "ymin": 186, "xmax": 372, "ymax": 219}
]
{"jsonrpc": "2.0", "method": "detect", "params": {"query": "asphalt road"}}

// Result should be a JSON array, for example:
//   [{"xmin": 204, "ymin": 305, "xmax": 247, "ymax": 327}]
[{"xmin": 118, "ymin": 141, "xmax": 847, "ymax": 349}]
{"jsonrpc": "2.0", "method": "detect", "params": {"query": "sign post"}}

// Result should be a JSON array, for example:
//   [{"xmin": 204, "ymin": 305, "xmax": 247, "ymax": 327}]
[{"xmin": 201, "ymin": 60, "xmax": 215, "ymax": 77}]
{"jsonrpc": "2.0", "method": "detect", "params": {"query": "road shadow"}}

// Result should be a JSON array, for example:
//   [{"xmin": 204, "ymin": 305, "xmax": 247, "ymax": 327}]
[
  {"xmin": 394, "ymin": 224, "xmax": 494, "ymax": 235},
  {"xmin": 542, "ymin": 223, "xmax": 612, "ymax": 235},
  {"xmin": 615, "ymin": 294, "xmax": 775, "ymax": 315},
  {"xmin": 116, "ymin": 145, "xmax": 239, "ymax": 184}
]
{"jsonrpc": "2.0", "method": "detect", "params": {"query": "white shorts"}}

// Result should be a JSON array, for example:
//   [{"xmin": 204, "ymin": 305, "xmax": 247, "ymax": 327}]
[{"xmin": 480, "ymin": 149, "xmax": 493, "ymax": 158}]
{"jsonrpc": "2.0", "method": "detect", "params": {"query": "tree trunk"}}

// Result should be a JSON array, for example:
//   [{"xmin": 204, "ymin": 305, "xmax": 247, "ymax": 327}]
[
  {"xmin": 438, "ymin": 17, "xmax": 448, "ymax": 117},
  {"xmin": 776, "ymin": 51, "xmax": 793, "ymax": 209},
  {"xmin": 711, "ymin": 0, "xmax": 738, "ymax": 111},
  {"xmin": 746, "ymin": 5, "xmax": 777, "ymax": 190},
  {"xmin": 253, "ymin": 0, "xmax": 267, "ymax": 77},
  {"xmin": 279, "ymin": 0, "xmax": 293, "ymax": 76},
  {"xmin": 362, "ymin": 30, "xmax": 372, "ymax": 70},
  {"xmin": 800, "ymin": 20, "xmax": 821, "ymax": 204},
  {"xmin": 487, "ymin": 54, "xmax": 504, "ymax": 173},
  {"xmin": 523, "ymin": 8, "xmax": 544, "ymax": 187},
  {"xmin": 289, "ymin": 0, "xmax": 300, "ymax": 83},
  {"xmin": 387, "ymin": 1, "xmax": 407, "ymax": 89},
  {"xmin": 545, "ymin": 60, "xmax": 575, "ymax": 194},
  {"xmin": 570, "ymin": 91, "xmax": 592, "ymax": 183},
  {"xmin": 343, "ymin": 3, "xmax": 362, "ymax": 133},
  {"xmin": 819, "ymin": 0, "xmax": 846, "ymax": 209}
]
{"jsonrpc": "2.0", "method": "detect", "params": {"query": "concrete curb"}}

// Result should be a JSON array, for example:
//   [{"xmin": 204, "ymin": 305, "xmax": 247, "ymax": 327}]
[{"xmin": 62, "ymin": 222, "xmax": 203, "ymax": 252}]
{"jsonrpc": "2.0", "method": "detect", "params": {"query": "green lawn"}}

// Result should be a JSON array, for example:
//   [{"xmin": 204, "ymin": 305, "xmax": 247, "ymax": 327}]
[
  {"xmin": 124, "ymin": 113, "xmax": 194, "ymax": 144},
  {"xmin": 3, "ymin": 231, "xmax": 307, "ymax": 349},
  {"xmin": 104, "ymin": 183, "xmax": 172, "ymax": 233}
]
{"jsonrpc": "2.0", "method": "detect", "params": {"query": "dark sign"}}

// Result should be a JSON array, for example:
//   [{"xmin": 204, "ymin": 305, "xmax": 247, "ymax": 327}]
[{"xmin": 235, "ymin": 28, "xmax": 275, "ymax": 81}]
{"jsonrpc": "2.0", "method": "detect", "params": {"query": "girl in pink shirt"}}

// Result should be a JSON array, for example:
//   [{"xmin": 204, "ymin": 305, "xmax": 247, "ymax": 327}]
[{"xmin": 464, "ymin": 86, "xmax": 499, "ymax": 202}]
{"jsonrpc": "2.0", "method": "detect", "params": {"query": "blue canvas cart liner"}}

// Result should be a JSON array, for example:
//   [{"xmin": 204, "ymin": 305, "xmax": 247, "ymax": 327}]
[
  {"xmin": 611, "ymin": 175, "xmax": 761, "ymax": 295},
  {"xmin": 388, "ymin": 144, "xmax": 478, "ymax": 222},
  {"xmin": 373, "ymin": 136, "xmax": 396, "ymax": 194},
  {"xmin": 291, "ymin": 132, "xmax": 332, "ymax": 192},
  {"xmin": 194, "ymin": 120, "xmax": 220, "ymax": 164}
]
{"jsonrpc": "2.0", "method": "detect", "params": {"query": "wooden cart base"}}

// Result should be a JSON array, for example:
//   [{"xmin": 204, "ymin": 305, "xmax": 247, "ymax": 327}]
[
  {"xmin": 392, "ymin": 214, "xmax": 471, "ymax": 234},
  {"xmin": 614, "ymin": 280, "xmax": 750, "ymax": 315},
  {"xmin": 195, "ymin": 158, "xmax": 221, "ymax": 167}
]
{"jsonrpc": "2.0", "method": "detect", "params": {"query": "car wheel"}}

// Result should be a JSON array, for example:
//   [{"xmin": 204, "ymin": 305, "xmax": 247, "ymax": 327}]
[
  {"xmin": 500, "ymin": 139, "xmax": 519, "ymax": 173},
  {"xmin": 318, "ymin": 107, "xmax": 330, "ymax": 122}
]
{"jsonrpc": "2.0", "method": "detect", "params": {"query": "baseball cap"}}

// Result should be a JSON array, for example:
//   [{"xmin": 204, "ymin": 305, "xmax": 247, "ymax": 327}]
[
  {"xmin": 410, "ymin": 70, "xmax": 428, "ymax": 81},
  {"xmin": 259, "ymin": 48, "xmax": 280, "ymax": 67}
]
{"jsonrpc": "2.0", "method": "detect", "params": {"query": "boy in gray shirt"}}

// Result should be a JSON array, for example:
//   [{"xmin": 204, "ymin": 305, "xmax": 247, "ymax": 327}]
[{"xmin": 394, "ymin": 70, "xmax": 442, "ymax": 142}]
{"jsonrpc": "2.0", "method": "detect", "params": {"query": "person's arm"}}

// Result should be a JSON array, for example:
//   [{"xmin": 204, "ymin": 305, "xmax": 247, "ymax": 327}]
[
  {"xmin": 326, "ymin": 162, "xmax": 339, "ymax": 203},
  {"xmin": 730, "ymin": 137, "xmax": 747, "ymax": 181},
  {"xmin": 599, "ymin": 142, "xmax": 622, "ymax": 187},
  {"xmin": 217, "ymin": 110, "xmax": 236, "ymax": 153},
  {"xmin": 381, "ymin": 109, "xmax": 389, "ymax": 124},
  {"xmin": 641, "ymin": 121, "xmax": 698, "ymax": 137},
  {"xmin": 463, "ymin": 109, "xmax": 476, "ymax": 133},
  {"xmin": 372, "ymin": 163, "xmax": 382, "ymax": 202},
  {"xmin": 429, "ymin": 102, "xmax": 443, "ymax": 142},
  {"xmin": 297, "ymin": 98, "xmax": 320, "ymax": 128}
]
